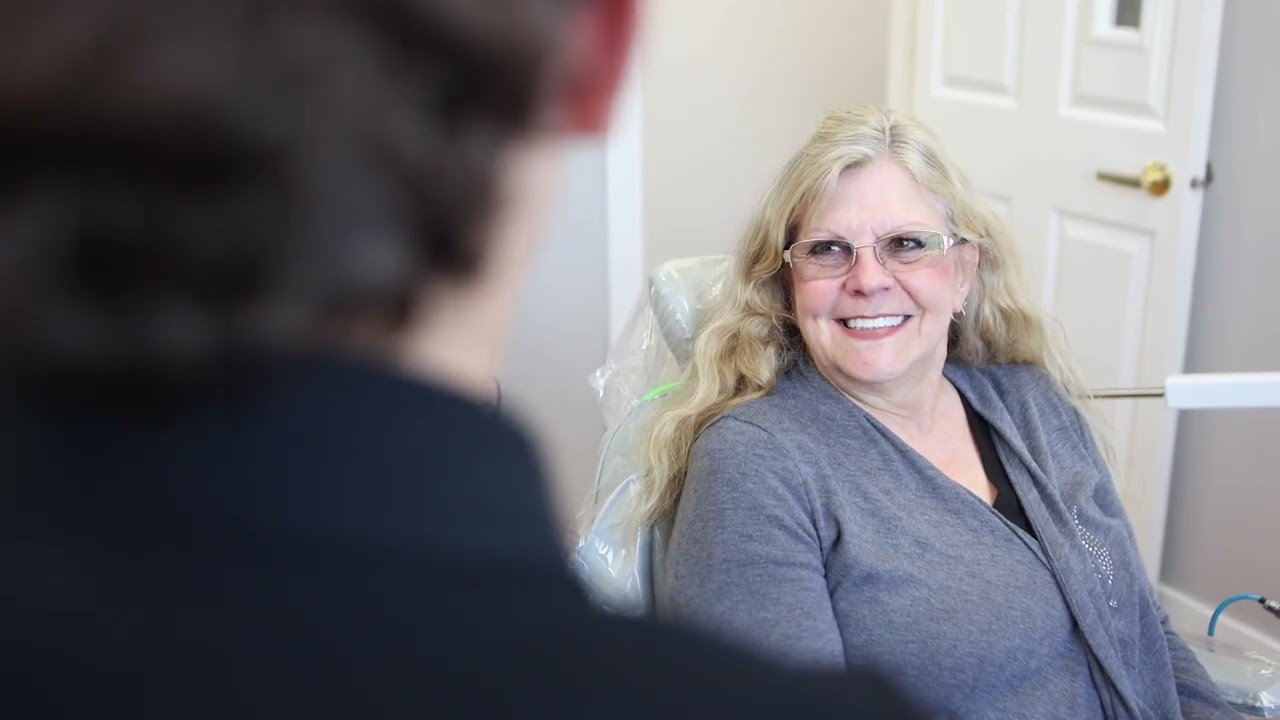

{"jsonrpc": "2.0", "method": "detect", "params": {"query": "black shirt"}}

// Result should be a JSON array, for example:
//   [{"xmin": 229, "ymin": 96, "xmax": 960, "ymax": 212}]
[
  {"xmin": 961, "ymin": 392, "xmax": 1036, "ymax": 538},
  {"xmin": 1, "ymin": 353, "xmax": 924, "ymax": 718}
]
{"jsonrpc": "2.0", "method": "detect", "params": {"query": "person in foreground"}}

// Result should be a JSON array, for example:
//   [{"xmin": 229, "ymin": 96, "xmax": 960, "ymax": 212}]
[
  {"xmin": 0, "ymin": 3, "xmax": 925, "ymax": 717},
  {"xmin": 639, "ymin": 105, "xmax": 1235, "ymax": 719}
]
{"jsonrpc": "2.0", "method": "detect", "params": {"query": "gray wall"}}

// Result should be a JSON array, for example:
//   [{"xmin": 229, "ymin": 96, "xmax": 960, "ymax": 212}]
[
  {"xmin": 1160, "ymin": 0, "xmax": 1280, "ymax": 643},
  {"xmin": 501, "ymin": 141, "xmax": 608, "ymax": 534}
]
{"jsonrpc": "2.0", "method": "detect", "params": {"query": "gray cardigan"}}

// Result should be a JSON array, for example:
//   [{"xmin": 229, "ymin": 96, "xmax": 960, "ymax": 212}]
[{"xmin": 662, "ymin": 360, "xmax": 1234, "ymax": 719}]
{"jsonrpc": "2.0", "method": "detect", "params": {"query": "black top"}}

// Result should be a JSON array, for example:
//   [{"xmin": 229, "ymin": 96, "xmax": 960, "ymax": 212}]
[
  {"xmin": 0, "ymin": 353, "xmax": 923, "ymax": 719},
  {"xmin": 961, "ymin": 393, "xmax": 1036, "ymax": 538}
]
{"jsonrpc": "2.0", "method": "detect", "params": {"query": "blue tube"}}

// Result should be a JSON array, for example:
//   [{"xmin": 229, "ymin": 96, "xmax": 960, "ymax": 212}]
[{"xmin": 1207, "ymin": 593, "xmax": 1264, "ymax": 637}]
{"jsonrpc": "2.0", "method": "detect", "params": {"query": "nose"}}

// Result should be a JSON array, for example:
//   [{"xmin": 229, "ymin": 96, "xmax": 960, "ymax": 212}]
[{"xmin": 843, "ymin": 244, "xmax": 895, "ymax": 296}]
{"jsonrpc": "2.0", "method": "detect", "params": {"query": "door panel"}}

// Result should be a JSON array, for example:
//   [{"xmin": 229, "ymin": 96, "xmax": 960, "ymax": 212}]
[{"xmin": 910, "ymin": 0, "xmax": 1224, "ymax": 577}]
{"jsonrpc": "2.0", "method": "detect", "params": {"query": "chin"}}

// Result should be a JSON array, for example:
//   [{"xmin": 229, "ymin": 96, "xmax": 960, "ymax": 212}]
[
  {"xmin": 837, "ymin": 361, "xmax": 908, "ymax": 388},
  {"xmin": 846, "ymin": 370, "xmax": 905, "ymax": 387}
]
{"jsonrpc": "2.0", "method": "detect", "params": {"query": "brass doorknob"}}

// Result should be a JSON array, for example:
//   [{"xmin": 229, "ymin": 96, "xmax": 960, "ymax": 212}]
[{"xmin": 1096, "ymin": 161, "xmax": 1173, "ymax": 197}]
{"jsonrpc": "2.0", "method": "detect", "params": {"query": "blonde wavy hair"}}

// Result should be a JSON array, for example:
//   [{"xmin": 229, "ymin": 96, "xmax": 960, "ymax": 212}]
[{"xmin": 636, "ymin": 105, "xmax": 1094, "ymax": 526}]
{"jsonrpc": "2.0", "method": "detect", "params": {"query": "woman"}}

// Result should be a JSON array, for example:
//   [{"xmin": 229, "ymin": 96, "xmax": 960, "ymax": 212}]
[
  {"xmin": 0, "ymin": 5, "xmax": 923, "ymax": 718},
  {"xmin": 639, "ymin": 105, "xmax": 1233, "ymax": 718}
]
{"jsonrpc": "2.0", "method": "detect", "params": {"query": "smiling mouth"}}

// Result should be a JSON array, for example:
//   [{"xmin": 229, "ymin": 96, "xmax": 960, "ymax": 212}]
[{"xmin": 841, "ymin": 315, "xmax": 908, "ymax": 330}]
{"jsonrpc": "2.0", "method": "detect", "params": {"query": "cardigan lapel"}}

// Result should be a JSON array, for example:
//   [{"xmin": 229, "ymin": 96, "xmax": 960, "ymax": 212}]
[{"xmin": 945, "ymin": 364, "xmax": 1145, "ymax": 720}]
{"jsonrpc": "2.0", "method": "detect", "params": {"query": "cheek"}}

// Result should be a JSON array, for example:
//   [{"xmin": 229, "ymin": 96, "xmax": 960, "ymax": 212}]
[
  {"xmin": 901, "ymin": 268, "xmax": 960, "ymax": 312},
  {"xmin": 792, "ymin": 280, "xmax": 838, "ymax": 318}
]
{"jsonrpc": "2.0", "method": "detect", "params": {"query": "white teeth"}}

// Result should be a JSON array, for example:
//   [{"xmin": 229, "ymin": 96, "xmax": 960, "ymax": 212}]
[{"xmin": 843, "ymin": 315, "xmax": 906, "ymax": 330}]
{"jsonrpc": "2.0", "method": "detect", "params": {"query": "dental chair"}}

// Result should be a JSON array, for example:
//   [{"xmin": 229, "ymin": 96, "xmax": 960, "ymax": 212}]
[{"xmin": 574, "ymin": 255, "xmax": 730, "ymax": 617}]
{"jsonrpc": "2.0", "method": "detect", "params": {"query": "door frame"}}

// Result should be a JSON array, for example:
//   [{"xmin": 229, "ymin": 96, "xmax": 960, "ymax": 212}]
[{"xmin": 604, "ymin": 52, "xmax": 646, "ymax": 345}]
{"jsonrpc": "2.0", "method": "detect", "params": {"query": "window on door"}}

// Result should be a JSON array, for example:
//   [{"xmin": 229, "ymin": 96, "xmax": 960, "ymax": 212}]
[{"xmin": 1114, "ymin": 0, "xmax": 1142, "ymax": 29}]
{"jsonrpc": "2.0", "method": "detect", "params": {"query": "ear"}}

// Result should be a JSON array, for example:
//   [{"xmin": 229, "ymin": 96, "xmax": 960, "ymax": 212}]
[
  {"xmin": 953, "ymin": 241, "xmax": 980, "ymax": 311},
  {"xmin": 553, "ymin": 0, "xmax": 638, "ymax": 134}
]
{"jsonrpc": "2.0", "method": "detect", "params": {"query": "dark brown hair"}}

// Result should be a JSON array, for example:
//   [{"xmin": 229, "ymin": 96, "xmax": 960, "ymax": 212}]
[{"xmin": 0, "ymin": 0, "xmax": 571, "ymax": 400}]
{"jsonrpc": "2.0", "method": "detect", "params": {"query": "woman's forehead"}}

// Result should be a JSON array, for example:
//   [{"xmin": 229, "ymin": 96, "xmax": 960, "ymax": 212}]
[{"xmin": 800, "ymin": 165, "xmax": 947, "ymax": 238}]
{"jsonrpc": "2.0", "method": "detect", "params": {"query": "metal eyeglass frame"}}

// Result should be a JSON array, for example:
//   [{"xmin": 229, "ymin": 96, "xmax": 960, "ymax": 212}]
[{"xmin": 782, "ymin": 230, "xmax": 968, "ymax": 277}]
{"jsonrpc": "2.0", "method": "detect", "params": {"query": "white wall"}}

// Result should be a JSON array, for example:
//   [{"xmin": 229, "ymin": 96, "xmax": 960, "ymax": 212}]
[
  {"xmin": 502, "ymin": 141, "xmax": 608, "ymax": 532},
  {"xmin": 639, "ymin": 0, "xmax": 892, "ymax": 271},
  {"xmin": 1160, "ymin": 0, "xmax": 1280, "ymax": 644}
]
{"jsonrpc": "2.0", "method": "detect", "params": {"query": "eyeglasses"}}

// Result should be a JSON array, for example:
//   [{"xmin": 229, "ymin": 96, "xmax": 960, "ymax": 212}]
[{"xmin": 782, "ymin": 230, "xmax": 967, "ymax": 280}]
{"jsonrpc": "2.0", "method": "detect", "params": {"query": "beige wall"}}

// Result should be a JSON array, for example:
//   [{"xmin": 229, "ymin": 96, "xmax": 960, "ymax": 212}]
[
  {"xmin": 639, "ymin": 0, "xmax": 892, "ymax": 271},
  {"xmin": 505, "ymin": 2, "xmax": 893, "ymax": 536},
  {"xmin": 1160, "ymin": 0, "xmax": 1280, "ymax": 643}
]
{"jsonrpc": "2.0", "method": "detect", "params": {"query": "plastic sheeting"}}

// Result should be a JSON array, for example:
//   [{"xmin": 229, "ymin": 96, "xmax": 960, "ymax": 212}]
[{"xmin": 573, "ymin": 255, "xmax": 730, "ymax": 615}]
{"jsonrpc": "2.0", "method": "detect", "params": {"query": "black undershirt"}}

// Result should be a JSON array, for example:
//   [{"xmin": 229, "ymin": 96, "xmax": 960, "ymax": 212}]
[{"xmin": 960, "ymin": 394, "xmax": 1035, "ymax": 539}]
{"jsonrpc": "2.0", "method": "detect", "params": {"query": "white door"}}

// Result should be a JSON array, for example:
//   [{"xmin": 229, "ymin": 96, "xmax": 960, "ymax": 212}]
[{"xmin": 901, "ymin": 0, "xmax": 1224, "ymax": 579}]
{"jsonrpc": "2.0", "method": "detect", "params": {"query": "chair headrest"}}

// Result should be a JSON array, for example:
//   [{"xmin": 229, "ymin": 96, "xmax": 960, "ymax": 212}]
[{"xmin": 647, "ymin": 255, "xmax": 731, "ymax": 368}]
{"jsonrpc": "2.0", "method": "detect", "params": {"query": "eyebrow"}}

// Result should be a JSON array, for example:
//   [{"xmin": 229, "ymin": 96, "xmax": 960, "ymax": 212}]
[{"xmin": 807, "ymin": 222, "xmax": 934, "ymax": 239}]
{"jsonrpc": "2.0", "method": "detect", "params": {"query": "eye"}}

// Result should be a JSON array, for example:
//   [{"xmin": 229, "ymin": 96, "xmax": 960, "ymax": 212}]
[
  {"xmin": 884, "ymin": 233, "xmax": 929, "ymax": 251},
  {"xmin": 802, "ymin": 240, "xmax": 852, "ymax": 258}
]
